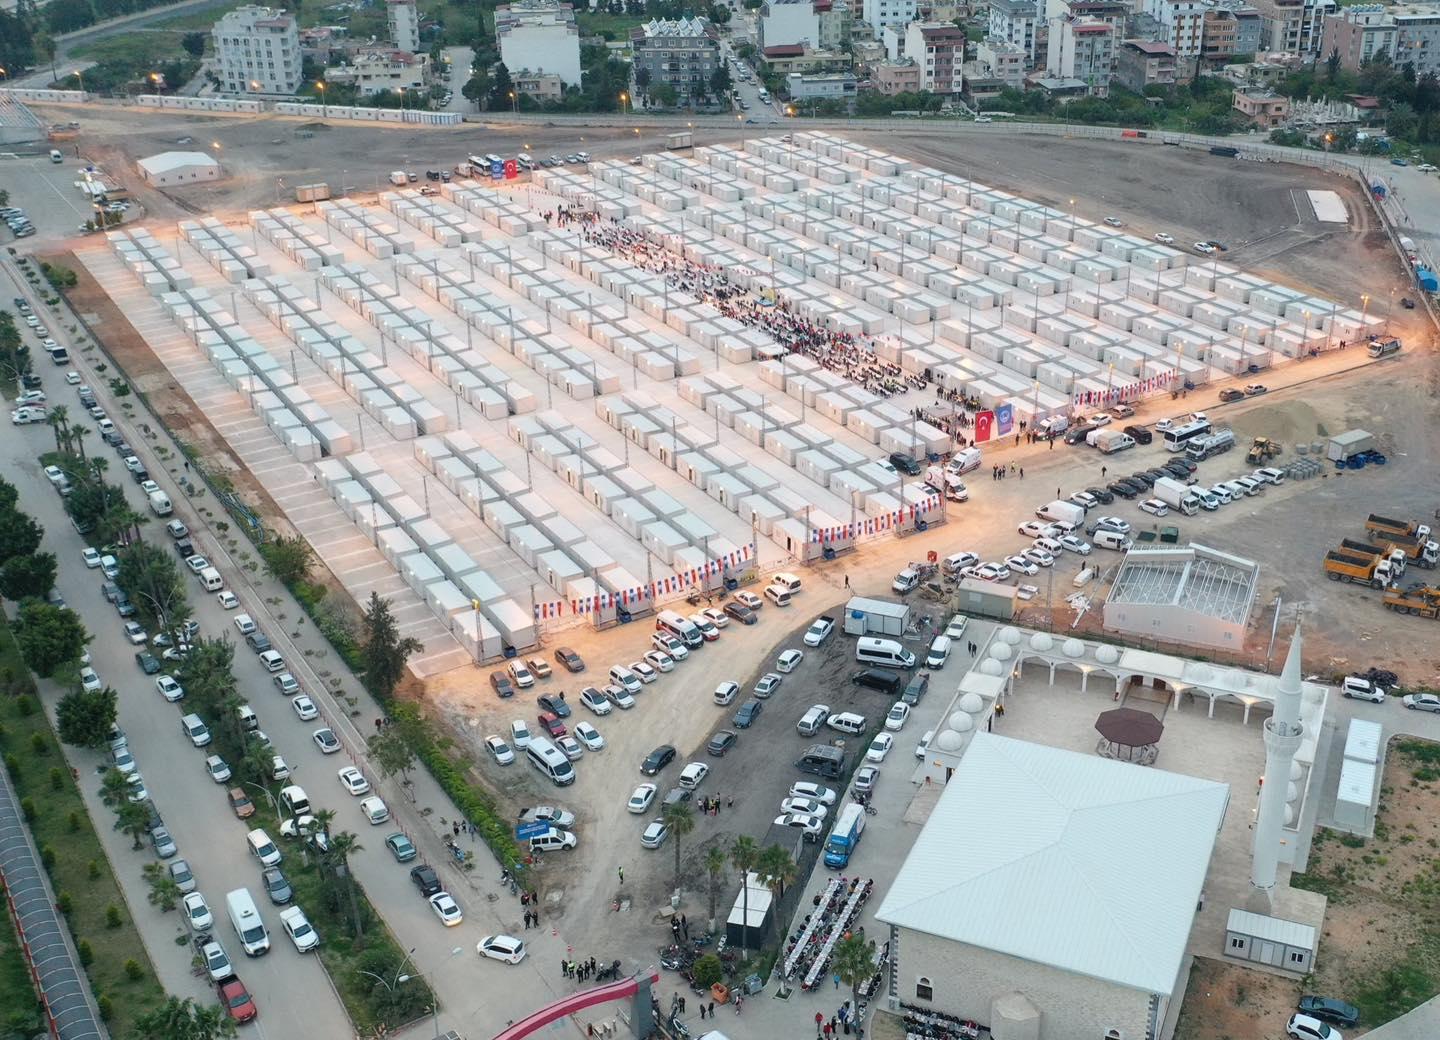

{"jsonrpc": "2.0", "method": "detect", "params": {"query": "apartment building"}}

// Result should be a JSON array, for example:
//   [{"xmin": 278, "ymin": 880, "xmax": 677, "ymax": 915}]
[
  {"xmin": 905, "ymin": 20, "xmax": 966, "ymax": 93},
  {"xmin": 1318, "ymin": 4, "xmax": 1397, "ymax": 71},
  {"xmin": 1114, "ymin": 38, "xmax": 1178, "ymax": 89},
  {"xmin": 1201, "ymin": 5, "xmax": 1264, "ymax": 63},
  {"xmin": 1049, "ymin": 16, "xmax": 1115, "ymax": 94},
  {"xmin": 1147, "ymin": 0, "xmax": 1206, "ymax": 58},
  {"xmin": 213, "ymin": 5, "xmax": 301, "ymax": 95},
  {"xmin": 873, "ymin": 59, "xmax": 922, "ymax": 92},
  {"xmin": 761, "ymin": 0, "xmax": 822, "ymax": 49},
  {"xmin": 1233, "ymin": 86, "xmax": 1290, "ymax": 124},
  {"xmin": 324, "ymin": 48, "xmax": 429, "ymax": 94},
  {"xmin": 862, "ymin": 0, "xmax": 919, "ymax": 29},
  {"xmin": 496, "ymin": 1, "xmax": 583, "ymax": 86},
  {"xmin": 630, "ymin": 17, "xmax": 721, "ymax": 101},
  {"xmin": 386, "ymin": 0, "xmax": 420, "ymax": 53},
  {"xmin": 1250, "ymin": 0, "xmax": 1335, "ymax": 56},
  {"xmin": 988, "ymin": 0, "xmax": 1040, "ymax": 65},
  {"xmin": 976, "ymin": 38, "xmax": 1030, "ymax": 85},
  {"xmin": 1393, "ymin": 4, "xmax": 1440, "ymax": 77}
]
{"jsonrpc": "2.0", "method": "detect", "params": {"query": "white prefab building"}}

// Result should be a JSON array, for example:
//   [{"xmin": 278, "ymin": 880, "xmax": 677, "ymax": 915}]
[
  {"xmin": 137, "ymin": 151, "xmax": 224, "ymax": 187},
  {"xmin": 1104, "ymin": 543, "xmax": 1258, "ymax": 651},
  {"xmin": 495, "ymin": 0, "xmax": 583, "ymax": 88},
  {"xmin": 213, "ymin": 5, "xmax": 301, "ymax": 95},
  {"xmin": 877, "ymin": 733, "xmax": 1230, "ymax": 1040}
]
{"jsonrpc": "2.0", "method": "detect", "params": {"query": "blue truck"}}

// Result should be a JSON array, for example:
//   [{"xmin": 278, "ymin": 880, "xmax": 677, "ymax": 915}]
[{"xmin": 823, "ymin": 804, "xmax": 867, "ymax": 869}]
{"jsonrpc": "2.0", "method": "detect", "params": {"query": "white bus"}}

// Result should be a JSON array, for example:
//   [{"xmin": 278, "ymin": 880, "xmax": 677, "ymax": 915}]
[{"xmin": 1163, "ymin": 418, "xmax": 1212, "ymax": 453}]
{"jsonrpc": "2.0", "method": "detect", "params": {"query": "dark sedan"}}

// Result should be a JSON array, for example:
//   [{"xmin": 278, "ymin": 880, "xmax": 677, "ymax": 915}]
[
  {"xmin": 1123, "ymin": 425, "xmax": 1153, "ymax": 445},
  {"xmin": 537, "ymin": 694, "xmax": 571, "ymax": 718},
  {"xmin": 1107, "ymin": 481, "xmax": 1140, "ymax": 500},
  {"xmin": 1128, "ymin": 472, "xmax": 1157, "ymax": 489},
  {"xmin": 490, "ymin": 672, "xmax": 515, "ymax": 699},
  {"xmin": 1297, "ymin": 997, "xmax": 1358, "ymax": 1028},
  {"xmin": 707, "ymin": 730, "xmax": 738, "ymax": 756},
  {"xmin": 733, "ymin": 699, "xmax": 763, "ymax": 729},
  {"xmin": 1084, "ymin": 486, "xmax": 1115, "ymax": 505},
  {"xmin": 410, "ymin": 864, "xmax": 442, "ymax": 897},
  {"xmin": 1064, "ymin": 423, "xmax": 1096, "ymax": 445},
  {"xmin": 1218, "ymin": 388, "xmax": 1245, "ymax": 402},
  {"xmin": 641, "ymin": 744, "xmax": 676, "ymax": 775},
  {"xmin": 554, "ymin": 646, "xmax": 585, "ymax": 673},
  {"xmin": 724, "ymin": 602, "xmax": 757, "ymax": 625}
]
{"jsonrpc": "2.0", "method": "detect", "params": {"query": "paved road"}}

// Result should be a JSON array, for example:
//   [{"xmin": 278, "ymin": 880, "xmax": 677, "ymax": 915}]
[{"xmin": 0, "ymin": 761, "xmax": 106, "ymax": 1040}]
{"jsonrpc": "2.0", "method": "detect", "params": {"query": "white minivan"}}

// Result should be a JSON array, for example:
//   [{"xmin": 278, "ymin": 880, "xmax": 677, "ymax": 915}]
[
  {"xmin": 925, "ymin": 636, "xmax": 951, "ymax": 669},
  {"xmin": 226, "ymin": 887, "xmax": 270, "ymax": 956},
  {"xmin": 855, "ymin": 637, "xmax": 917, "ymax": 670}
]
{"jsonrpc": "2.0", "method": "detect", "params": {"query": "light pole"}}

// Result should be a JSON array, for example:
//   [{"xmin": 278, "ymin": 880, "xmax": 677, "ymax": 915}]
[
  {"xmin": 241, "ymin": 781, "xmax": 282, "ymax": 823},
  {"xmin": 509, "ymin": 90, "xmax": 517, "ymax": 114},
  {"xmin": 619, "ymin": 90, "xmax": 630, "ymax": 116},
  {"xmin": 317, "ymin": 80, "xmax": 327, "ymax": 117},
  {"xmin": 1359, "ymin": 292, "xmax": 1370, "ymax": 338}
]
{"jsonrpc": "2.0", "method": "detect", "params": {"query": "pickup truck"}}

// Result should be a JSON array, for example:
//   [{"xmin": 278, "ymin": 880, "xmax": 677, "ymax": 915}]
[{"xmin": 802, "ymin": 616, "xmax": 835, "ymax": 647}]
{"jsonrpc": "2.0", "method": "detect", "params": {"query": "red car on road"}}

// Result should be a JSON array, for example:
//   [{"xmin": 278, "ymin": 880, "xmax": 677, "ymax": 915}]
[{"xmin": 218, "ymin": 975, "xmax": 258, "ymax": 1024}]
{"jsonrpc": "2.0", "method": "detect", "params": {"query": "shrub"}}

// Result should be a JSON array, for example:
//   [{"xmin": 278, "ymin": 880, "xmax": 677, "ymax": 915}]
[
  {"xmin": 106, "ymin": 905, "xmax": 122, "ymax": 928},
  {"xmin": 97, "ymin": 994, "xmax": 112, "ymax": 1021},
  {"xmin": 693, "ymin": 953, "xmax": 724, "ymax": 988},
  {"xmin": 124, "ymin": 959, "xmax": 143, "ymax": 981},
  {"xmin": 49, "ymin": 767, "xmax": 64, "ymax": 790},
  {"xmin": 3, "ymin": 754, "xmax": 19, "ymax": 780},
  {"xmin": 20, "ymin": 798, "xmax": 35, "ymax": 823},
  {"xmin": 39, "ymin": 845, "xmax": 55, "ymax": 871},
  {"xmin": 67, "ymin": 811, "xmax": 80, "ymax": 833},
  {"xmin": 87, "ymin": 860, "xmax": 100, "ymax": 880},
  {"xmin": 56, "ymin": 891, "xmax": 72, "ymax": 916},
  {"xmin": 14, "ymin": 695, "xmax": 34, "ymax": 717},
  {"xmin": 28, "ymin": 732, "xmax": 46, "ymax": 754},
  {"xmin": 77, "ymin": 940, "xmax": 93, "ymax": 967}
]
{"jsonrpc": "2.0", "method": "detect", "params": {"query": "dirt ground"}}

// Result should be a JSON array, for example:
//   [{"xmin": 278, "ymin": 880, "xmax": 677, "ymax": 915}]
[{"xmin": 1174, "ymin": 736, "xmax": 1440, "ymax": 1040}]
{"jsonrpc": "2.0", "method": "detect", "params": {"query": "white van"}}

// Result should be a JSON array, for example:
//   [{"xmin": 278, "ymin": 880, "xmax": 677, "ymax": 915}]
[
  {"xmin": 245, "ymin": 829, "xmax": 281, "ymax": 867},
  {"xmin": 1093, "ymin": 529, "xmax": 1133, "ymax": 551},
  {"xmin": 50, "ymin": 149, "xmax": 63, "ymax": 163},
  {"xmin": 526, "ymin": 736, "xmax": 576, "ymax": 786},
  {"xmin": 199, "ymin": 566, "xmax": 224, "ymax": 592},
  {"xmin": 181, "ymin": 713, "xmax": 211, "ymax": 747},
  {"xmin": 608, "ymin": 665, "xmax": 642, "ymax": 694},
  {"xmin": 764, "ymin": 585, "xmax": 793, "ymax": 607},
  {"xmin": 258, "ymin": 650, "xmax": 285, "ymax": 673},
  {"xmin": 946, "ymin": 447, "xmax": 983, "ymax": 475},
  {"xmin": 148, "ymin": 490, "xmax": 172, "ymax": 516},
  {"xmin": 770, "ymin": 573, "xmax": 802, "ymax": 594},
  {"xmin": 826, "ymin": 711, "xmax": 867, "ymax": 735},
  {"xmin": 655, "ymin": 609, "xmax": 703, "ymax": 649},
  {"xmin": 226, "ymin": 888, "xmax": 271, "ymax": 956},
  {"xmin": 855, "ymin": 637, "xmax": 917, "ymax": 670},
  {"xmin": 236, "ymin": 703, "xmax": 258, "ymax": 731},
  {"xmin": 925, "ymin": 635, "xmax": 951, "ymax": 669}
]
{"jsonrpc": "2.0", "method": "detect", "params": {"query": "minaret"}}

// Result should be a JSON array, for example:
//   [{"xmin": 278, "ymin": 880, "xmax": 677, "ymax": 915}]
[{"xmin": 1251, "ymin": 627, "xmax": 1304, "ymax": 902}]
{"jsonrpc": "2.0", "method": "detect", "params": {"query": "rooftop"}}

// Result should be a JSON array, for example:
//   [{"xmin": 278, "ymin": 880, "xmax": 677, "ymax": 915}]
[
  {"xmin": 137, "ymin": 151, "xmax": 221, "ymax": 175},
  {"xmin": 876, "ymin": 732, "xmax": 1230, "ymax": 993},
  {"xmin": 635, "ymin": 16, "xmax": 713, "ymax": 38},
  {"xmin": 1122, "ymin": 38, "xmax": 1176, "ymax": 54},
  {"xmin": 1106, "ymin": 543, "xmax": 1257, "ymax": 624}
]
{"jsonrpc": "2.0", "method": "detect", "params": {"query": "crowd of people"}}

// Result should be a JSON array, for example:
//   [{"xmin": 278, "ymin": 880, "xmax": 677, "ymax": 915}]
[{"xmin": 779, "ymin": 876, "xmax": 876, "ymax": 991}]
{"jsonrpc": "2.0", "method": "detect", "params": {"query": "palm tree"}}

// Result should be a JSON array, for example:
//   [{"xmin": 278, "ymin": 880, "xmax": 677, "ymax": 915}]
[
  {"xmin": 49, "ymin": 404, "xmax": 70, "ymax": 454},
  {"xmin": 98, "ymin": 767, "xmax": 132, "ymax": 809},
  {"xmin": 116, "ymin": 800, "xmax": 150, "ymax": 849},
  {"xmin": 133, "ymin": 995, "xmax": 237, "ymax": 1039},
  {"xmin": 704, "ymin": 845, "xmax": 727, "ymax": 932},
  {"xmin": 325, "ymin": 829, "xmax": 367, "ymax": 941},
  {"xmin": 729, "ymin": 834, "xmax": 759, "ymax": 953},
  {"xmin": 831, "ymin": 934, "xmax": 877, "ymax": 1013},
  {"xmin": 757, "ymin": 843, "xmax": 797, "ymax": 901},
  {"xmin": 72, "ymin": 423, "xmax": 90, "ymax": 462},
  {"xmin": 661, "ymin": 801, "xmax": 695, "ymax": 888}
]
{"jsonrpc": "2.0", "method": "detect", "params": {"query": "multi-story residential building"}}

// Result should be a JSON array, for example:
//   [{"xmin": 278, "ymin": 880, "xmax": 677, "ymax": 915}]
[
  {"xmin": 873, "ymin": 58, "xmax": 922, "ymax": 92},
  {"xmin": 862, "ymin": 0, "xmax": 918, "ymax": 29},
  {"xmin": 762, "ymin": 44, "xmax": 851, "ymax": 72},
  {"xmin": 988, "ymin": 0, "xmax": 1040, "ymax": 65},
  {"xmin": 1114, "ymin": 38, "xmax": 1178, "ymax": 89},
  {"xmin": 816, "ymin": 0, "xmax": 853, "ymax": 50},
  {"xmin": 1318, "ymin": 4, "xmax": 1398, "ymax": 71},
  {"xmin": 1201, "ymin": 5, "xmax": 1263, "ymax": 63},
  {"xmin": 1393, "ymin": 4, "xmax": 1440, "ymax": 76},
  {"xmin": 324, "ymin": 48, "xmax": 429, "ymax": 94},
  {"xmin": 1147, "ymin": 0, "xmax": 1206, "ymax": 57},
  {"xmin": 1048, "ymin": 16, "xmax": 1115, "ymax": 94},
  {"xmin": 213, "ymin": 6, "xmax": 301, "ymax": 95},
  {"xmin": 1250, "ymin": 0, "xmax": 1335, "ymax": 55},
  {"xmin": 630, "ymin": 17, "xmax": 721, "ymax": 101},
  {"xmin": 386, "ymin": 0, "xmax": 420, "ymax": 53},
  {"xmin": 786, "ymin": 71, "xmax": 859, "ymax": 98},
  {"xmin": 880, "ymin": 22, "xmax": 907, "ymax": 59},
  {"xmin": 496, "ymin": 1, "xmax": 582, "ymax": 86},
  {"xmin": 905, "ymin": 20, "xmax": 967, "ymax": 93},
  {"xmin": 1232, "ymin": 86, "xmax": 1290, "ymax": 124},
  {"xmin": 761, "ymin": 0, "xmax": 821, "ymax": 49},
  {"xmin": 513, "ymin": 72, "xmax": 565, "ymax": 99},
  {"xmin": 976, "ymin": 38, "xmax": 1029, "ymax": 85}
]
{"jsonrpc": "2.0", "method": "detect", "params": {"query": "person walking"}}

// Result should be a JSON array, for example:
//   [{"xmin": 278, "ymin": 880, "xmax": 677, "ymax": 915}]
[
  {"xmin": 817, "ymin": 1012, "xmax": 825, "ymax": 1036},
  {"xmin": 617, "ymin": 866, "xmax": 624, "ymax": 885}
]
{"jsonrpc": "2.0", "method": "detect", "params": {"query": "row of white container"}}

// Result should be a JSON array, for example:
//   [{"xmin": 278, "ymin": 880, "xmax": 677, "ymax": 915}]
[
  {"xmin": 273, "ymin": 102, "xmax": 462, "ymax": 126},
  {"xmin": 405, "ymin": 429, "xmax": 655, "ymax": 627},
  {"xmin": 249, "ymin": 208, "xmax": 345, "ymax": 272},
  {"xmin": 455, "ymin": 236, "xmax": 708, "ymax": 380},
  {"xmin": 629, "ymin": 153, "xmax": 761, "ymax": 203},
  {"xmin": 134, "ymin": 94, "xmax": 263, "ymax": 114},
  {"xmin": 315, "ymin": 198, "xmax": 417, "ymax": 259},
  {"xmin": 311, "ymin": 450, "xmax": 525, "ymax": 658},
  {"xmin": 529, "ymin": 168, "xmax": 649, "ymax": 224},
  {"xmin": 378, "ymin": 191, "xmax": 485, "ymax": 248},
  {"xmin": 107, "ymin": 228, "xmax": 196, "ymax": 294},
  {"xmin": 757, "ymin": 133, "xmax": 913, "ymax": 177},
  {"xmin": 180, "ymin": 217, "xmax": 271, "ymax": 284},
  {"xmin": 152, "ymin": 283, "xmax": 350, "ymax": 459},
  {"xmin": 642, "ymin": 145, "xmax": 855, "ymax": 192},
  {"xmin": 242, "ymin": 273, "xmax": 446, "ymax": 439},
  {"xmin": 392, "ymin": 248, "xmax": 622, "ymax": 400},
  {"xmin": 439, "ymin": 181, "xmax": 557, "ymax": 236}
]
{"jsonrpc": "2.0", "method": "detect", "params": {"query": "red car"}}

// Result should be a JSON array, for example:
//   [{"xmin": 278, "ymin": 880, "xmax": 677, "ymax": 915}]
[
  {"xmin": 537, "ymin": 711, "xmax": 567, "ymax": 738},
  {"xmin": 217, "ymin": 975, "xmax": 258, "ymax": 1024}
]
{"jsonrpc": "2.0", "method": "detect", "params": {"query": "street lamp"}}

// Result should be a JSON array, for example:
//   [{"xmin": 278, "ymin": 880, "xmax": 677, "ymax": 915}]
[
  {"xmin": 316, "ymin": 80, "xmax": 327, "ymax": 117},
  {"xmin": 619, "ymin": 90, "xmax": 629, "ymax": 115},
  {"xmin": 508, "ymin": 90, "xmax": 517, "ymax": 113},
  {"xmin": 241, "ymin": 781, "xmax": 282, "ymax": 823}
]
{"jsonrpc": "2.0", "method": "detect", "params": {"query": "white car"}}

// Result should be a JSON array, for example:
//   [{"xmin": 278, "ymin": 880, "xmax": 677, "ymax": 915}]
[
  {"xmin": 604, "ymin": 684, "xmax": 635, "ymax": 710},
  {"xmin": 1069, "ymin": 490, "xmax": 1098, "ymax": 510},
  {"xmin": 478, "ymin": 934, "xmax": 527, "ymax": 965},
  {"xmin": 643, "ymin": 650, "xmax": 675, "ymax": 673},
  {"xmin": 1016, "ymin": 584, "xmax": 1039, "ymax": 601},
  {"xmin": 1194, "ymin": 241, "xmax": 1217, "ymax": 254},
  {"xmin": 651, "ymin": 633, "xmax": 690, "ymax": 660},
  {"xmin": 629, "ymin": 660, "xmax": 658, "ymax": 684},
  {"xmin": 280, "ymin": 906, "xmax": 320, "ymax": 952},
  {"xmin": 556, "ymin": 735, "xmax": 584, "ymax": 761},
  {"xmin": 80, "ymin": 667, "xmax": 102, "ymax": 693},
  {"xmin": 701, "ymin": 607, "xmax": 729, "ymax": 629},
  {"xmin": 1091, "ymin": 516, "xmax": 1131, "ymax": 534},
  {"xmin": 182, "ymin": 891, "xmax": 213, "ymax": 932},
  {"xmin": 788, "ymin": 782, "xmax": 837, "ymax": 804},
  {"xmin": 779, "ymin": 797, "xmax": 829, "ymax": 819},
  {"xmin": 866, "ymin": 733, "xmax": 894, "ymax": 763},
  {"xmin": 679, "ymin": 762, "xmax": 710, "ymax": 789},
  {"xmin": 1287, "ymin": 1014, "xmax": 1343, "ymax": 1040},
  {"xmin": 1154, "ymin": 232, "xmax": 1175, "ymax": 245},
  {"xmin": 1340, "ymin": 676, "xmax": 1385, "ymax": 703},
  {"xmin": 292, "ymin": 695, "xmax": 318, "ymax": 721},
  {"xmin": 508, "ymin": 660, "xmax": 535, "ymax": 688},
  {"xmin": 1207, "ymin": 484, "xmax": 1233, "ymax": 504},
  {"xmin": 578, "ymin": 687, "xmax": 612, "ymax": 715},
  {"xmin": 944, "ymin": 614, "xmax": 968, "ymax": 639},
  {"xmin": 1155, "ymin": 418, "xmax": 1176, "ymax": 432},
  {"xmin": 628, "ymin": 783, "xmax": 657, "ymax": 814},
  {"xmin": 337, "ymin": 766, "xmax": 370, "ymax": 795},
  {"xmin": 1139, "ymin": 498, "xmax": 1169, "ymax": 517},
  {"xmin": 485, "ymin": 736, "xmax": 515, "ymax": 765},
  {"xmin": 713, "ymin": 681, "xmax": 739, "ymax": 706},
  {"xmin": 201, "ymin": 940, "xmax": 233, "ymax": 982},
  {"xmin": 1023, "ymin": 546, "xmax": 1054, "ymax": 567},
  {"xmin": 641, "ymin": 819, "xmax": 670, "ymax": 849},
  {"xmin": 773, "ymin": 812, "xmax": 824, "ymax": 840},
  {"xmin": 776, "ymin": 649, "xmax": 803, "ymax": 673},
  {"xmin": 155, "ymin": 675, "xmax": 183, "ymax": 702},
  {"xmin": 733, "ymin": 591, "xmax": 763, "ymax": 611},
  {"xmin": 216, "ymin": 590, "xmax": 240, "ymax": 610},
  {"xmin": 1103, "ymin": 216, "xmax": 1124, "ymax": 228},
  {"xmin": 123, "ymin": 621, "xmax": 147, "ymax": 645},
  {"xmin": 754, "ymin": 672, "xmax": 783, "ymax": 698},
  {"xmin": 509, "ymin": 720, "xmax": 533, "ymax": 750},
  {"xmin": 915, "ymin": 729, "xmax": 935, "ymax": 759},
  {"xmin": 885, "ymin": 702, "xmax": 911, "ymax": 731},
  {"xmin": 429, "ymin": 892, "xmax": 463, "ymax": 927},
  {"xmin": 574, "ymin": 722, "xmax": 605, "ymax": 751},
  {"xmin": 82, "ymin": 547, "xmax": 102, "ymax": 569},
  {"xmin": 1005, "ymin": 554, "xmax": 1039, "ymax": 576},
  {"xmin": 1059, "ymin": 535, "xmax": 1092, "ymax": 555},
  {"xmin": 1018, "ymin": 520, "xmax": 1050, "ymax": 538},
  {"xmin": 1087, "ymin": 413, "xmax": 1112, "ymax": 427},
  {"xmin": 688, "ymin": 614, "xmax": 720, "ymax": 641},
  {"xmin": 65, "ymin": 371, "xmax": 81, "ymax": 385},
  {"xmin": 205, "ymin": 755, "xmax": 232, "ymax": 783}
]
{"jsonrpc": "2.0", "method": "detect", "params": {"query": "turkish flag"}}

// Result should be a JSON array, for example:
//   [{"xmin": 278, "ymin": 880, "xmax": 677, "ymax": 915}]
[{"xmin": 975, "ymin": 410, "xmax": 995, "ymax": 443}]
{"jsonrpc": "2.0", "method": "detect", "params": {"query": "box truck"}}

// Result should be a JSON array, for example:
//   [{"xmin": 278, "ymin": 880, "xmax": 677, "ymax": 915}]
[
  {"xmin": 1035, "ymin": 500, "xmax": 1085, "ymax": 527},
  {"xmin": 1152, "ymin": 477, "xmax": 1200, "ymax": 516},
  {"xmin": 823, "ymin": 804, "xmax": 866, "ymax": 868},
  {"xmin": 1093, "ymin": 429, "xmax": 1136, "ymax": 454}
]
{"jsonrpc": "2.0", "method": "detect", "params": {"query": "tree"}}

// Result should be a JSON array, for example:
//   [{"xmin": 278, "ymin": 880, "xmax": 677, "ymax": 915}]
[
  {"xmin": 0, "ymin": 478, "xmax": 16, "ymax": 514},
  {"xmin": 182, "ymin": 32, "xmax": 206, "ymax": 58},
  {"xmin": 635, "ymin": 66, "xmax": 652, "ymax": 90},
  {"xmin": 366, "ymin": 728, "xmax": 416, "ymax": 787},
  {"xmin": 488, "ymin": 62, "xmax": 515, "ymax": 110},
  {"xmin": 15, "ymin": 601, "xmax": 88, "ymax": 678},
  {"xmin": 661, "ymin": 801, "xmax": 694, "ymax": 888},
  {"xmin": 0, "ymin": 508, "xmax": 42, "ymax": 565},
  {"xmin": 756, "ymin": 843, "xmax": 797, "ymax": 900},
  {"xmin": 649, "ymin": 83, "xmax": 678, "ymax": 107},
  {"xmin": 133, "ymin": 996, "xmax": 237, "ymax": 1040},
  {"xmin": 115, "ymin": 800, "xmax": 150, "ymax": 849},
  {"xmin": 142, "ymin": 861, "xmax": 181, "ymax": 911},
  {"xmin": 704, "ymin": 845, "xmax": 727, "ymax": 929},
  {"xmin": 359, "ymin": 593, "xmax": 423, "ymax": 701},
  {"xmin": 729, "ymin": 834, "xmax": 759, "ymax": 952},
  {"xmin": 1326, "ymin": 47, "xmax": 1341, "ymax": 82},
  {"xmin": 462, "ymin": 68, "xmax": 491, "ymax": 108},
  {"xmin": 98, "ymin": 766, "xmax": 133, "ymax": 810},
  {"xmin": 260, "ymin": 535, "xmax": 312, "ymax": 586},
  {"xmin": 1387, "ymin": 100, "xmax": 1419, "ymax": 140},
  {"xmin": 0, "ymin": 551, "xmax": 57, "ymax": 601},
  {"xmin": 177, "ymin": 638, "xmax": 238, "ymax": 709},
  {"xmin": 707, "ymin": 2, "xmax": 730, "ymax": 23},
  {"xmin": 831, "ymin": 934, "xmax": 877, "ymax": 1011},
  {"xmin": 710, "ymin": 64, "xmax": 731, "ymax": 98},
  {"xmin": 116, "ymin": 541, "xmax": 185, "ymax": 634},
  {"xmin": 57, "ymin": 686, "xmax": 118, "ymax": 749}
]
